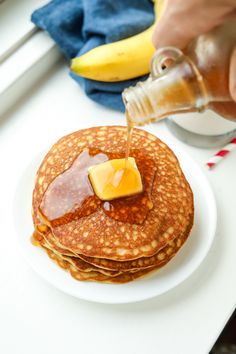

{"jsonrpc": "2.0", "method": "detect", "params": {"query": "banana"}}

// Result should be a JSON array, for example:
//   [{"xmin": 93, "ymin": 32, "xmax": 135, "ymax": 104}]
[{"xmin": 70, "ymin": 0, "xmax": 164, "ymax": 82}]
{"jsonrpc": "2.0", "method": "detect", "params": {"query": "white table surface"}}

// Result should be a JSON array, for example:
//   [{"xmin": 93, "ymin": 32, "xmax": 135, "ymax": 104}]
[{"xmin": 0, "ymin": 59, "xmax": 235, "ymax": 354}]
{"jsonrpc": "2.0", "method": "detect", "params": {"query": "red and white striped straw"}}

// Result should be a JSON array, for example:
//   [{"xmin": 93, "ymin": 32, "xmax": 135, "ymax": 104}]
[{"xmin": 206, "ymin": 137, "xmax": 236, "ymax": 169}]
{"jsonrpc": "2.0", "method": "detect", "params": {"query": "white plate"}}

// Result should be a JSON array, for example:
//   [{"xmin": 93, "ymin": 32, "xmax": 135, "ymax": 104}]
[{"xmin": 13, "ymin": 141, "xmax": 217, "ymax": 304}]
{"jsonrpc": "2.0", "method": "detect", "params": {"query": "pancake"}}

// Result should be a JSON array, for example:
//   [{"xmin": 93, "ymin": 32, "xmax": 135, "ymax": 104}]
[
  {"xmin": 32, "ymin": 232, "xmax": 121, "ymax": 276},
  {"xmin": 31, "ymin": 126, "xmax": 194, "ymax": 283},
  {"xmin": 44, "ymin": 245, "xmax": 171, "ymax": 283},
  {"xmin": 32, "ymin": 126, "xmax": 194, "ymax": 264},
  {"xmin": 38, "ymin": 215, "xmax": 191, "ymax": 271}
]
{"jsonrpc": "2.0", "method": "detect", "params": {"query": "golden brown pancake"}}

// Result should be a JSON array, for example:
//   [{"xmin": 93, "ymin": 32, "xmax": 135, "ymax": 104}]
[
  {"xmin": 32, "ymin": 232, "xmax": 122, "ymax": 277},
  {"xmin": 34, "ymin": 229, "xmax": 126, "ymax": 276},
  {"xmin": 44, "ymin": 245, "xmax": 167, "ymax": 283},
  {"xmin": 37, "ymin": 217, "xmax": 191, "ymax": 272},
  {"xmin": 31, "ymin": 126, "xmax": 194, "ymax": 283}
]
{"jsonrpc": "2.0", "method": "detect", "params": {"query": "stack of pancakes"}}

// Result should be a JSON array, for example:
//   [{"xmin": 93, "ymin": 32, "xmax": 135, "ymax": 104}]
[{"xmin": 32, "ymin": 126, "xmax": 194, "ymax": 283}]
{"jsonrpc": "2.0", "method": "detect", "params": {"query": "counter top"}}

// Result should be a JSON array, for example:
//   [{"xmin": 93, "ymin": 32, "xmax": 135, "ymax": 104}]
[{"xmin": 0, "ymin": 60, "xmax": 235, "ymax": 354}]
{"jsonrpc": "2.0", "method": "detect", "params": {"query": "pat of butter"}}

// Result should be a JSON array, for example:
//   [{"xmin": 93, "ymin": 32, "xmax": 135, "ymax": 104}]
[{"xmin": 88, "ymin": 157, "xmax": 143, "ymax": 201}]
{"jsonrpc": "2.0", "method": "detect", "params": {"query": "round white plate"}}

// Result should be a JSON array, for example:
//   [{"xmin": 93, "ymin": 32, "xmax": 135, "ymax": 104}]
[{"xmin": 13, "ymin": 142, "xmax": 217, "ymax": 304}]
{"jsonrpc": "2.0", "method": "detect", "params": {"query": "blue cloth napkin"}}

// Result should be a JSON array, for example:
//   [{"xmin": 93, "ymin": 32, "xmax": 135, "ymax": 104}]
[{"xmin": 32, "ymin": 0, "xmax": 154, "ymax": 112}]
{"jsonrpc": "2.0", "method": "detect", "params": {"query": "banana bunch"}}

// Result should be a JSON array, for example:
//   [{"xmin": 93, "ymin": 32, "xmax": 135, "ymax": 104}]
[{"xmin": 70, "ymin": 0, "xmax": 164, "ymax": 82}]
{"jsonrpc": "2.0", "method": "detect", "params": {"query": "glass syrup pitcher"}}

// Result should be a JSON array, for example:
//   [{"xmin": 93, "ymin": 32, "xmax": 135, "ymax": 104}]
[{"xmin": 122, "ymin": 18, "xmax": 236, "ymax": 145}]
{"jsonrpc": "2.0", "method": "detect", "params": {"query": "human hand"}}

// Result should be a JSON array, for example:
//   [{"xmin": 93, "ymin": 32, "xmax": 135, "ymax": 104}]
[{"xmin": 152, "ymin": 0, "xmax": 236, "ymax": 118}]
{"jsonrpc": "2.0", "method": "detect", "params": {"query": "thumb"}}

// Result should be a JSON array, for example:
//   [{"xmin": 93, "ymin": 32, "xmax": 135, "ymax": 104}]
[
  {"xmin": 229, "ymin": 46, "xmax": 236, "ymax": 102},
  {"xmin": 152, "ymin": 12, "xmax": 191, "ymax": 49}
]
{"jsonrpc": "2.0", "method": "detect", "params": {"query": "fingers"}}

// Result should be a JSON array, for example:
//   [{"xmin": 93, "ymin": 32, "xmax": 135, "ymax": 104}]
[
  {"xmin": 229, "ymin": 46, "xmax": 236, "ymax": 102},
  {"xmin": 152, "ymin": 10, "xmax": 191, "ymax": 49},
  {"xmin": 152, "ymin": 0, "xmax": 236, "ymax": 50},
  {"xmin": 153, "ymin": 0, "xmax": 195, "ymax": 49}
]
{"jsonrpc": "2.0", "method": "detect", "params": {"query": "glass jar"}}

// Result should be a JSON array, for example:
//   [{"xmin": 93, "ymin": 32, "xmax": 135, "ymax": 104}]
[{"xmin": 122, "ymin": 18, "xmax": 236, "ymax": 147}]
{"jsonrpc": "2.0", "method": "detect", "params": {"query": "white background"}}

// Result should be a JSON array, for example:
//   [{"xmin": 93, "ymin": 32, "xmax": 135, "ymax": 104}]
[{"xmin": 0, "ymin": 59, "xmax": 235, "ymax": 354}]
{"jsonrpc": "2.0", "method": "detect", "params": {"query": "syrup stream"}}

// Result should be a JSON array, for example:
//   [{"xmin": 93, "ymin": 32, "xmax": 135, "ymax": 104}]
[{"xmin": 125, "ymin": 111, "xmax": 133, "ymax": 167}]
